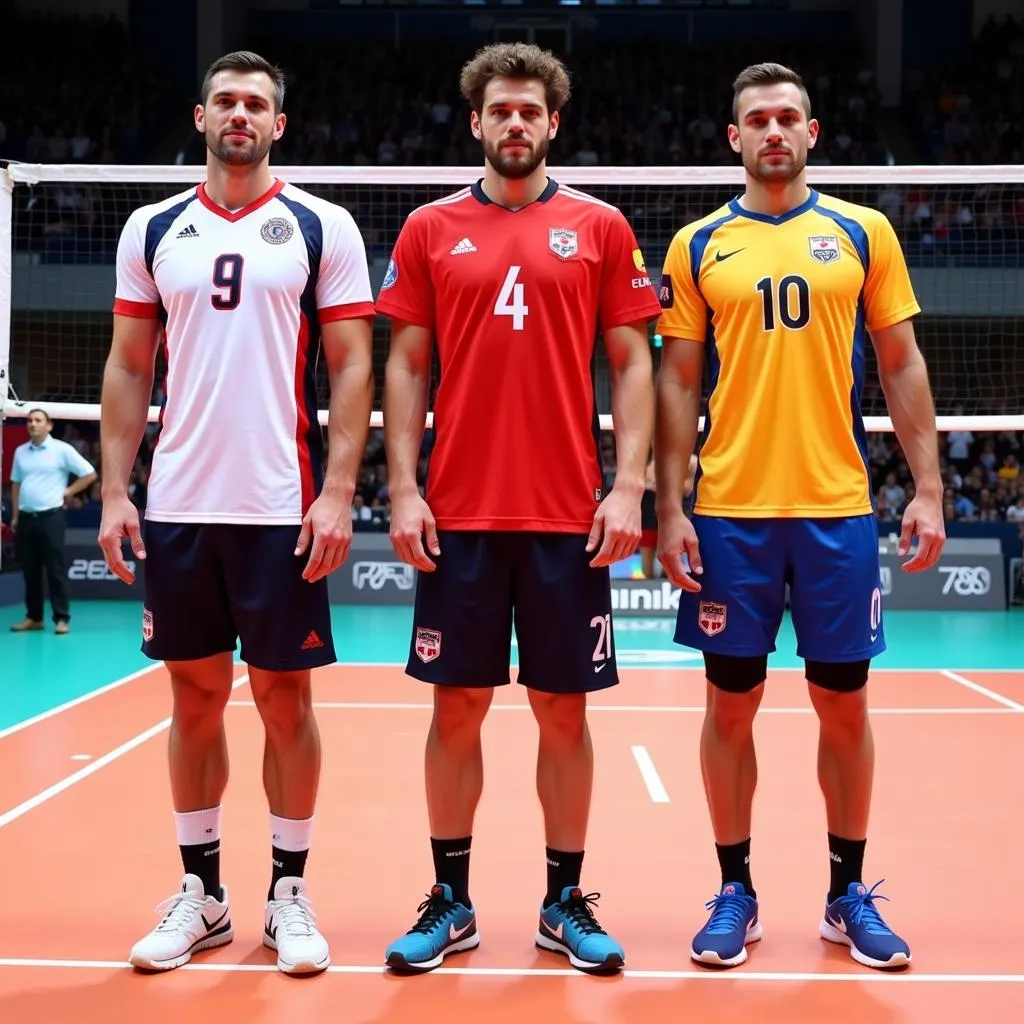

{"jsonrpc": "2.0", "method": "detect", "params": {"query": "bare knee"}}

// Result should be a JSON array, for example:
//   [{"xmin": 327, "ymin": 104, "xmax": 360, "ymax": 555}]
[
  {"xmin": 809, "ymin": 685, "xmax": 869, "ymax": 744},
  {"xmin": 432, "ymin": 687, "xmax": 493, "ymax": 748},
  {"xmin": 250, "ymin": 670, "xmax": 313, "ymax": 745},
  {"xmin": 706, "ymin": 685, "xmax": 762, "ymax": 745},
  {"xmin": 169, "ymin": 658, "xmax": 233, "ymax": 740},
  {"xmin": 529, "ymin": 690, "xmax": 587, "ymax": 747}
]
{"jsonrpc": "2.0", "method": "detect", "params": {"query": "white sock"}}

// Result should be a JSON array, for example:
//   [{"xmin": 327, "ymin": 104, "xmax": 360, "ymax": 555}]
[
  {"xmin": 175, "ymin": 806, "xmax": 221, "ymax": 847},
  {"xmin": 270, "ymin": 813, "xmax": 313, "ymax": 853}
]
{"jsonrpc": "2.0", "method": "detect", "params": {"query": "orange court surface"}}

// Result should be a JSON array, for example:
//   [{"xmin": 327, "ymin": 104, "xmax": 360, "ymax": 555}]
[{"xmin": 1, "ymin": 604, "xmax": 1022, "ymax": 1022}]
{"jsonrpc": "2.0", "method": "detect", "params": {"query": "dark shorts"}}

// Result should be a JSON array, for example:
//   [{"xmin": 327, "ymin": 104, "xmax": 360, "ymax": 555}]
[
  {"xmin": 141, "ymin": 520, "xmax": 336, "ymax": 671},
  {"xmin": 674, "ymin": 514, "xmax": 885, "ymax": 663},
  {"xmin": 407, "ymin": 531, "xmax": 618, "ymax": 694}
]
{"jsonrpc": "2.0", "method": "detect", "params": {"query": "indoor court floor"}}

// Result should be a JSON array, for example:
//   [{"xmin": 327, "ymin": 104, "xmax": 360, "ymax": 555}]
[{"xmin": 1, "ymin": 601, "xmax": 1021, "ymax": 1022}]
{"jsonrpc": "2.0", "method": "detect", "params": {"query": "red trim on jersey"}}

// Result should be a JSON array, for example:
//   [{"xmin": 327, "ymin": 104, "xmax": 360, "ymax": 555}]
[
  {"xmin": 294, "ymin": 311, "xmax": 315, "ymax": 514},
  {"xmin": 320, "ymin": 301, "xmax": 376, "ymax": 323},
  {"xmin": 113, "ymin": 298, "xmax": 159, "ymax": 318},
  {"xmin": 196, "ymin": 179, "xmax": 285, "ymax": 223}
]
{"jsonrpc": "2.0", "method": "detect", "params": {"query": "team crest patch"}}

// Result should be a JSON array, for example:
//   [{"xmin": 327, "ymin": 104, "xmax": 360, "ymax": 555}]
[
  {"xmin": 809, "ymin": 235, "xmax": 840, "ymax": 263},
  {"xmin": 142, "ymin": 608, "xmax": 154, "ymax": 642},
  {"xmin": 261, "ymin": 217, "xmax": 294, "ymax": 245},
  {"xmin": 415, "ymin": 626, "xmax": 442, "ymax": 663},
  {"xmin": 548, "ymin": 227, "xmax": 578, "ymax": 260},
  {"xmin": 698, "ymin": 601, "xmax": 727, "ymax": 637},
  {"xmin": 381, "ymin": 257, "xmax": 398, "ymax": 290}
]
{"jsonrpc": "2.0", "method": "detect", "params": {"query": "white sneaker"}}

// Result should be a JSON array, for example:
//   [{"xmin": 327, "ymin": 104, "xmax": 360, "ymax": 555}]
[
  {"xmin": 129, "ymin": 874, "xmax": 233, "ymax": 970},
  {"xmin": 264, "ymin": 876, "xmax": 330, "ymax": 974}
]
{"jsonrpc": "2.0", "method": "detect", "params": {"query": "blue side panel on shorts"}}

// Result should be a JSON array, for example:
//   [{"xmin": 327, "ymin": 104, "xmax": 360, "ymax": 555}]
[{"xmin": 277, "ymin": 193, "xmax": 326, "ymax": 500}]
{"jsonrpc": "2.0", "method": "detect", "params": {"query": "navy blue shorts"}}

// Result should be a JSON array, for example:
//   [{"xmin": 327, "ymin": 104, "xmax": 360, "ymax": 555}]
[
  {"xmin": 140, "ymin": 521, "xmax": 336, "ymax": 671},
  {"xmin": 407, "ymin": 531, "xmax": 618, "ymax": 694},
  {"xmin": 674, "ymin": 514, "xmax": 885, "ymax": 663}
]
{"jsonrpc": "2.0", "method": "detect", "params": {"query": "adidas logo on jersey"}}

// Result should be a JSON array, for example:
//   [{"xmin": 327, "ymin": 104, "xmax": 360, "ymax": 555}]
[
  {"xmin": 176, "ymin": 224, "xmax": 199, "ymax": 239},
  {"xmin": 449, "ymin": 237, "xmax": 477, "ymax": 255}
]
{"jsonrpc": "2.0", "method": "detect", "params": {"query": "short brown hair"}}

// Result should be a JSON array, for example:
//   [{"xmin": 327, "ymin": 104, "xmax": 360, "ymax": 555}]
[
  {"xmin": 731, "ymin": 62, "xmax": 811, "ymax": 122},
  {"xmin": 201, "ymin": 50, "xmax": 286, "ymax": 114},
  {"xmin": 459, "ymin": 42, "xmax": 571, "ymax": 116}
]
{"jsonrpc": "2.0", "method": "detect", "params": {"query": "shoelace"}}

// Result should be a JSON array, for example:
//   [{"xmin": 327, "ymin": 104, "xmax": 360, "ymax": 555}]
[
  {"xmin": 272, "ymin": 892, "xmax": 317, "ymax": 938},
  {"xmin": 833, "ymin": 880, "xmax": 893, "ymax": 935},
  {"xmin": 153, "ymin": 892, "xmax": 206, "ymax": 933},
  {"xmin": 408, "ymin": 892, "xmax": 460, "ymax": 936},
  {"xmin": 702, "ymin": 892, "xmax": 752, "ymax": 936},
  {"xmin": 555, "ymin": 891, "xmax": 607, "ymax": 937}
]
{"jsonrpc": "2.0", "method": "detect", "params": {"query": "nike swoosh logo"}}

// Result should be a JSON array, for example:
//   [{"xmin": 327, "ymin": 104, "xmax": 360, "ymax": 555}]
[
  {"xmin": 203, "ymin": 907, "xmax": 229, "ymax": 932},
  {"xmin": 449, "ymin": 921, "xmax": 473, "ymax": 941},
  {"xmin": 594, "ymin": 663, "xmax": 607, "ymax": 673},
  {"xmin": 715, "ymin": 248, "xmax": 744, "ymax": 261}
]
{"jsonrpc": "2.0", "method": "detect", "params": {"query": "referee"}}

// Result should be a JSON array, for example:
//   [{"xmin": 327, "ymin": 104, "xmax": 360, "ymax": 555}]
[{"xmin": 9, "ymin": 409, "xmax": 97, "ymax": 634}]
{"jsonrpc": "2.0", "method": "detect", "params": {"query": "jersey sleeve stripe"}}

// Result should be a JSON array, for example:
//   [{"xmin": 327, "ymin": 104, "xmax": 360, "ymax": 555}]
[
  {"xmin": 320, "ymin": 301, "xmax": 376, "ymax": 322},
  {"xmin": 688, "ymin": 213, "xmax": 737, "ymax": 287},
  {"xmin": 113, "ymin": 298, "xmax": 160, "ymax": 318},
  {"xmin": 145, "ymin": 195, "xmax": 199, "ymax": 277}
]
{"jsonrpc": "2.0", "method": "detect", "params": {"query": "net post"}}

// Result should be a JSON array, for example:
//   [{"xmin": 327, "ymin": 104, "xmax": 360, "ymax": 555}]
[{"xmin": 0, "ymin": 163, "xmax": 13, "ymax": 570}]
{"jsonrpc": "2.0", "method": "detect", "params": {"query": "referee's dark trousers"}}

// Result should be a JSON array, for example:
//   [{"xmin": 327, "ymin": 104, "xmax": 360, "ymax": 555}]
[{"xmin": 17, "ymin": 508, "xmax": 70, "ymax": 624}]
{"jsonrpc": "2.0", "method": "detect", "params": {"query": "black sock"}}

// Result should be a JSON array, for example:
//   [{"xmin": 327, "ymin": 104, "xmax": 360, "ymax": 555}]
[
  {"xmin": 431, "ymin": 836, "xmax": 472, "ymax": 907},
  {"xmin": 828, "ymin": 833, "xmax": 866, "ymax": 903},
  {"xmin": 269, "ymin": 846, "xmax": 309, "ymax": 901},
  {"xmin": 715, "ymin": 839, "xmax": 754, "ymax": 898},
  {"xmin": 545, "ymin": 848, "xmax": 585, "ymax": 908},
  {"xmin": 180, "ymin": 840, "xmax": 222, "ymax": 902}
]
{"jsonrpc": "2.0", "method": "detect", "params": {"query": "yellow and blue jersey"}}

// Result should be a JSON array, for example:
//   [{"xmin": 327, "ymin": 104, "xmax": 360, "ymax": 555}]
[{"xmin": 656, "ymin": 189, "xmax": 920, "ymax": 519}]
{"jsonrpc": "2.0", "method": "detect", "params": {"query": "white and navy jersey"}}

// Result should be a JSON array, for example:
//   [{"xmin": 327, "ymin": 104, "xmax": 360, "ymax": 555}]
[{"xmin": 113, "ymin": 179, "xmax": 374, "ymax": 525}]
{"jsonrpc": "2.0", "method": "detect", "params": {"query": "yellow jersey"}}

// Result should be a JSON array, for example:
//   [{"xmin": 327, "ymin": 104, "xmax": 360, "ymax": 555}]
[{"xmin": 657, "ymin": 188, "xmax": 920, "ymax": 518}]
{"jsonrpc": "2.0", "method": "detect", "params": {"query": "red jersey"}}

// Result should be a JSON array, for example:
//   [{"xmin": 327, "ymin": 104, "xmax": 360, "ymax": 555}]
[{"xmin": 375, "ymin": 178, "xmax": 662, "ymax": 533}]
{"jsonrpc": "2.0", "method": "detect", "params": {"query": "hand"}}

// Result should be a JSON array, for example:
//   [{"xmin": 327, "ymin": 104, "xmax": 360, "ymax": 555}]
[
  {"xmin": 656, "ymin": 507, "xmax": 703, "ymax": 593},
  {"xmin": 294, "ymin": 490, "xmax": 353, "ymax": 582},
  {"xmin": 586, "ymin": 486, "xmax": 642, "ymax": 568},
  {"xmin": 98, "ymin": 495, "xmax": 146, "ymax": 584},
  {"xmin": 898, "ymin": 491, "xmax": 945, "ymax": 572},
  {"xmin": 389, "ymin": 490, "xmax": 440, "ymax": 572}
]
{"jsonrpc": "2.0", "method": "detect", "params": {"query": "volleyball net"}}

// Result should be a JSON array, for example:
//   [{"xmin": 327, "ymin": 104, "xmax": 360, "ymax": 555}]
[{"xmin": 1, "ymin": 162, "xmax": 1023, "ymax": 569}]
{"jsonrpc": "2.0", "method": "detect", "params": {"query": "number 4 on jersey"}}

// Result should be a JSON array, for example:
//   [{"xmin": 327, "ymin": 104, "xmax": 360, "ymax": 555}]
[{"xmin": 494, "ymin": 265, "xmax": 529, "ymax": 330}]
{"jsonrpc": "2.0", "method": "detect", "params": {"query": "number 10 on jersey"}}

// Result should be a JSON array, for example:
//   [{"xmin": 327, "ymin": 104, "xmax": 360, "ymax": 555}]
[{"xmin": 495, "ymin": 265, "xmax": 529, "ymax": 330}]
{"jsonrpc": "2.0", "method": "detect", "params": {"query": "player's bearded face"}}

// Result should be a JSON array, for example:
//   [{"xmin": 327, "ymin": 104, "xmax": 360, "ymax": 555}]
[
  {"xmin": 483, "ymin": 131, "xmax": 550, "ymax": 179},
  {"xmin": 207, "ymin": 121, "xmax": 274, "ymax": 166},
  {"xmin": 731, "ymin": 84, "xmax": 817, "ymax": 184}
]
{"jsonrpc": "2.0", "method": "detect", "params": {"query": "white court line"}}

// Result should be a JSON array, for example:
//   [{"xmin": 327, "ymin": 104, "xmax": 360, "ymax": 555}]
[
  {"xmin": 631, "ymin": 746, "xmax": 670, "ymax": 803},
  {"xmin": 334, "ymin": 661, "xmax": 1024, "ymax": 674},
  {"xmin": 0, "ymin": 676, "xmax": 249, "ymax": 831},
  {"xmin": 0, "ymin": 663, "xmax": 163, "ymax": 741},
  {"xmin": 940, "ymin": 670, "xmax": 1024, "ymax": 712},
  {"xmin": 226, "ymin": 700, "xmax": 1020, "ymax": 715},
  {"xmin": 0, "ymin": 958, "xmax": 1021, "ymax": 983}
]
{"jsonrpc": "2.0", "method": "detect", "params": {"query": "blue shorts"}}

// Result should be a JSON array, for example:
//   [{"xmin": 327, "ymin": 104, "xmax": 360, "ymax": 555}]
[
  {"xmin": 407, "ymin": 531, "xmax": 618, "ymax": 694},
  {"xmin": 141, "ymin": 521, "xmax": 336, "ymax": 671},
  {"xmin": 674, "ymin": 514, "xmax": 885, "ymax": 663}
]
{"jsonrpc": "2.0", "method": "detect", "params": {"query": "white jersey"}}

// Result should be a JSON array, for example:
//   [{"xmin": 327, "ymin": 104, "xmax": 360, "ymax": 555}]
[{"xmin": 113, "ymin": 179, "xmax": 374, "ymax": 525}]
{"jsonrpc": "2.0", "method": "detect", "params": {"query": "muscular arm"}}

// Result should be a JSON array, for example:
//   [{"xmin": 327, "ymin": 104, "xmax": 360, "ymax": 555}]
[
  {"xmin": 604, "ymin": 320, "xmax": 655, "ymax": 496},
  {"xmin": 654, "ymin": 336, "xmax": 704, "ymax": 515},
  {"xmin": 99, "ymin": 314, "xmax": 161, "ymax": 499},
  {"xmin": 320, "ymin": 315, "xmax": 375, "ymax": 503},
  {"xmin": 870, "ymin": 318, "xmax": 942, "ymax": 498},
  {"xmin": 383, "ymin": 320, "xmax": 432, "ymax": 501}
]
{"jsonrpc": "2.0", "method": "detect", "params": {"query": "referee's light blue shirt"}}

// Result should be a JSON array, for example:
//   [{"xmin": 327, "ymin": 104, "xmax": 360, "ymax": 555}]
[{"xmin": 10, "ymin": 437, "xmax": 96, "ymax": 513}]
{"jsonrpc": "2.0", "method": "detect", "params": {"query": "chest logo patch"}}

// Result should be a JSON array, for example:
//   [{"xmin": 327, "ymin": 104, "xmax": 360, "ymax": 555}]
[
  {"xmin": 549, "ymin": 227, "xmax": 579, "ymax": 260},
  {"xmin": 261, "ymin": 217, "xmax": 294, "ymax": 245},
  {"xmin": 808, "ymin": 235, "xmax": 840, "ymax": 263}
]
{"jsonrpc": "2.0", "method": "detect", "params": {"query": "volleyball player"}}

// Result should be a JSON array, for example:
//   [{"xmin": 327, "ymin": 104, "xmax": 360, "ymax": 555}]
[
  {"xmin": 654, "ymin": 63, "xmax": 945, "ymax": 970},
  {"xmin": 375, "ymin": 42, "xmax": 662, "ymax": 973},
  {"xmin": 98, "ymin": 50, "xmax": 375, "ymax": 974}
]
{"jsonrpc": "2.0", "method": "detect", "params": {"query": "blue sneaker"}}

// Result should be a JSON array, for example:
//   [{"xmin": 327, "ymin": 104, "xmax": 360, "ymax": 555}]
[
  {"xmin": 820, "ymin": 880, "xmax": 911, "ymax": 969},
  {"xmin": 690, "ymin": 882, "xmax": 762, "ymax": 967},
  {"xmin": 384, "ymin": 883, "xmax": 479, "ymax": 971},
  {"xmin": 535, "ymin": 887, "xmax": 625, "ymax": 972}
]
